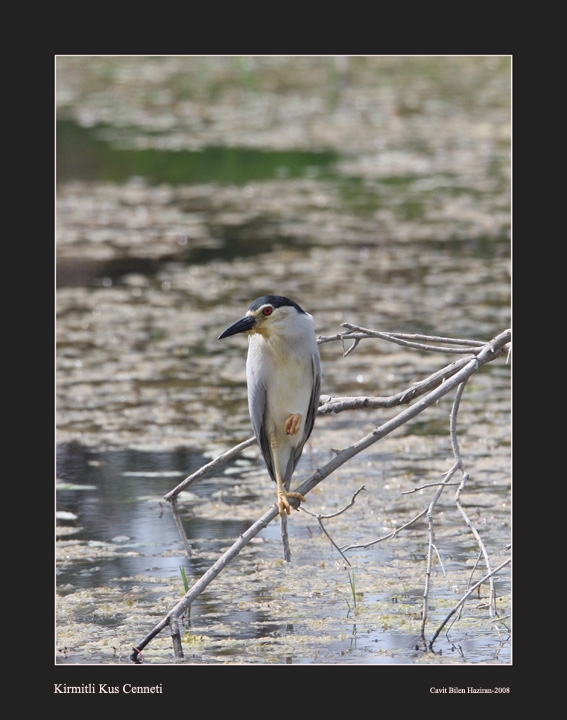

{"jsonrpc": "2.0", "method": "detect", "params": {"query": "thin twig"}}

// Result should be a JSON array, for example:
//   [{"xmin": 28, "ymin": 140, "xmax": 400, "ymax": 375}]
[
  {"xmin": 164, "ymin": 437, "xmax": 257, "ymax": 502},
  {"xmin": 301, "ymin": 485, "xmax": 366, "ymax": 521},
  {"xmin": 421, "ymin": 458, "xmax": 461, "ymax": 638},
  {"xmin": 300, "ymin": 486, "xmax": 366, "ymax": 566},
  {"xmin": 318, "ymin": 325, "xmax": 487, "ymax": 354},
  {"xmin": 340, "ymin": 509, "xmax": 428, "ymax": 552},
  {"xmin": 449, "ymin": 378, "xmax": 498, "ymax": 620},
  {"xmin": 428, "ymin": 557, "xmax": 511, "ymax": 651}
]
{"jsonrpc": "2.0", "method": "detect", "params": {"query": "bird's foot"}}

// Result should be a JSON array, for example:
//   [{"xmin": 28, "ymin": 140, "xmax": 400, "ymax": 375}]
[
  {"xmin": 284, "ymin": 413, "xmax": 302, "ymax": 436},
  {"xmin": 277, "ymin": 490, "xmax": 306, "ymax": 517}
]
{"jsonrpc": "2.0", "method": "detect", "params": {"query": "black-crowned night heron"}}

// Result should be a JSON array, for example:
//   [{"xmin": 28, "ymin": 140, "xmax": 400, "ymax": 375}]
[{"xmin": 219, "ymin": 295, "xmax": 321, "ymax": 561}]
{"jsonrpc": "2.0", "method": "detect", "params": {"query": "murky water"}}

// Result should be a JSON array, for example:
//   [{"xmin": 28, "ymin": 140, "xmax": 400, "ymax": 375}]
[{"xmin": 56, "ymin": 56, "xmax": 511, "ymax": 666}]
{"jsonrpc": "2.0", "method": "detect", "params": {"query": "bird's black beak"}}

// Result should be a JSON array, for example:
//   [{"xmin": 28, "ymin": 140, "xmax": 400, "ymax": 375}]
[{"xmin": 218, "ymin": 314, "xmax": 256, "ymax": 339}]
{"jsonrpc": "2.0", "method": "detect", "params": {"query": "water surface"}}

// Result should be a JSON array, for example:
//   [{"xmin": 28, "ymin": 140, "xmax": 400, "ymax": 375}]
[{"xmin": 56, "ymin": 56, "xmax": 511, "ymax": 666}]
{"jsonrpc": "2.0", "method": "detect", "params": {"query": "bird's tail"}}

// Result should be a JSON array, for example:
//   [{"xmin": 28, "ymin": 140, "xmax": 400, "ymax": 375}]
[{"xmin": 280, "ymin": 514, "xmax": 292, "ymax": 562}]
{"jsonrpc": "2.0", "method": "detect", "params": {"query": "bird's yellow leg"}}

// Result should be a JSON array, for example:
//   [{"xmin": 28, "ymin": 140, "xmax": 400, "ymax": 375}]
[
  {"xmin": 270, "ymin": 431, "xmax": 306, "ymax": 517},
  {"xmin": 284, "ymin": 413, "xmax": 302, "ymax": 436}
]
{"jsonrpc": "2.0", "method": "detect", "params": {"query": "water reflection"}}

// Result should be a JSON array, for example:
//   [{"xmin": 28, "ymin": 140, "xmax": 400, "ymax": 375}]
[
  {"xmin": 57, "ymin": 120, "xmax": 338, "ymax": 186},
  {"xmin": 56, "ymin": 443, "xmax": 256, "ymax": 588}
]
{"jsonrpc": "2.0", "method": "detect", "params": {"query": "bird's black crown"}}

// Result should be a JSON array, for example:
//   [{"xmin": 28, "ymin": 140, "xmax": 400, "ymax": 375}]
[{"xmin": 248, "ymin": 295, "xmax": 306, "ymax": 314}]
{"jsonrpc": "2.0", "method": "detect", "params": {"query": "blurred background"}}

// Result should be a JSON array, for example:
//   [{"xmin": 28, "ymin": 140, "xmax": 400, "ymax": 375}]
[{"xmin": 56, "ymin": 56, "xmax": 511, "ymax": 665}]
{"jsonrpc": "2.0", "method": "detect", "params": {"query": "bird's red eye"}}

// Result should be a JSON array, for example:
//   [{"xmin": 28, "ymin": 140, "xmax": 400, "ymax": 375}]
[{"xmin": 262, "ymin": 306, "xmax": 273, "ymax": 316}]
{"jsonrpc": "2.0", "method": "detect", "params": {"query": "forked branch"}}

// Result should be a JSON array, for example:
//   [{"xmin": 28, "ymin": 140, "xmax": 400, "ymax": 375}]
[{"xmin": 129, "ymin": 327, "xmax": 510, "ymax": 662}]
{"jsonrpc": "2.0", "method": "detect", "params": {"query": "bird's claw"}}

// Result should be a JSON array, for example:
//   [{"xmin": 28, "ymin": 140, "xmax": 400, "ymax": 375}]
[{"xmin": 277, "ymin": 490, "xmax": 306, "ymax": 517}]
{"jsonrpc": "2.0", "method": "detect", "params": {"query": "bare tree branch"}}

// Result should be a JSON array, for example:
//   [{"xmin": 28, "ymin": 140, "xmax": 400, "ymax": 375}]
[
  {"xmin": 128, "ymin": 327, "xmax": 510, "ymax": 662},
  {"xmin": 318, "ymin": 324, "xmax": 488, "ymax": 354},
  {"xmin": 164, "ymin": 437, "xmax": 256, "ymax": 501}
]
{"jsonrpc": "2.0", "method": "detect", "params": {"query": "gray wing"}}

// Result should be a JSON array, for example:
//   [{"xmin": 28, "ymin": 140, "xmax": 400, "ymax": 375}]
[
  {"xmin": 247, "ymin": 369, "xmax": 277, "ymax": 483},
  {"xmin": 287, "ymin": 351, "xmax": 322, "ymax": 479}
]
